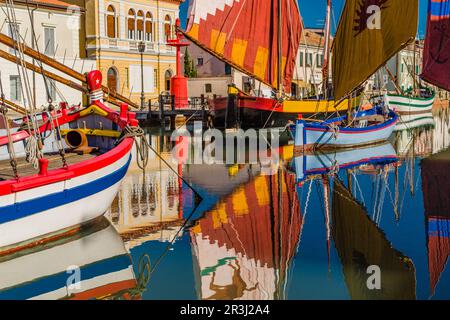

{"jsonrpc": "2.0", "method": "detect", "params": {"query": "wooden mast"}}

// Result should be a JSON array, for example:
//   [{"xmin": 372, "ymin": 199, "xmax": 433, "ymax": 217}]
[
  {"xmin": 277, "ymin": 0, "xmax": 283, "ymax": 96},
  {"xmin": 0, "ymin": 33, "xmax": 139, "ymax": 109},
  {"xmin": 322, "ymin": 0, "xmax": 332, "ymax": 100}
]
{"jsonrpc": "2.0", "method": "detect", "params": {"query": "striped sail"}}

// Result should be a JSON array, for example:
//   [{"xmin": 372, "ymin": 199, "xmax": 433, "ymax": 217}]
[{"xmin": 184, "ymin": 0, "xmax": 302, "ymax": 92}]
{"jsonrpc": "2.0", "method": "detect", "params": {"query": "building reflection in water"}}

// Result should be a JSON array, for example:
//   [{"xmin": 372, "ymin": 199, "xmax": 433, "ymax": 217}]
[{"xmin": 106, "ymin": 134, "xmax": 184, "ymax": 248}]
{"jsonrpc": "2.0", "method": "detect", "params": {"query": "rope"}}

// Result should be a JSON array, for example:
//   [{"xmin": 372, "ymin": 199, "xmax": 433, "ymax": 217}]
[{"xmin": 122, "ymin": 125, "xmax": 202, "ymax": 199}]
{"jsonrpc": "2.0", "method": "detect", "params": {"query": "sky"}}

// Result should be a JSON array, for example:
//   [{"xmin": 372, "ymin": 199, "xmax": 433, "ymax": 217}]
[{"xmin": 180, "ymin": 0, "xmax": 430, "ymax": 38}]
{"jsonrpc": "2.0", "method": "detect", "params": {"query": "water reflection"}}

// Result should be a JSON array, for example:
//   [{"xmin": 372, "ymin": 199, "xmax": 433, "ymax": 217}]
[
  {"xmin": 0, "ymin": 218, "xmax": 139, "ymax": 300},
  {"xmin": 1, "ymin": 109, "xmax": 449, "ymax": 300},
  {"xmin": 112, "ymin": 109, "xmax": 449, "ymax": 300}
]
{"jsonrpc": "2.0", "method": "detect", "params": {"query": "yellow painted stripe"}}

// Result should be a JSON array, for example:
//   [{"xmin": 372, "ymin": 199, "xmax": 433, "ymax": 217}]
[
  {"xmin": 210, "ymin": 30, "xmax": 226, "ymax": 55},
  {"xmin": 212, "ymin": 202, "xmax": 228, "ymax": 228},
  {"xmin": 283, "ymin": 96, "xmax": 361, "ymax": 114},
  {"xmin": 187, "ymin": 23, "xmax": 199, "ymax": 40},
  {"xmin": 232, "ymin": 187, "xmax": 249, "ymax": 216},
  {"xmin": 231, "ymin": 39, "xmax": 248, "ymax": 67},
  {"xmin": 254, "ymin": 176, "xmax": 269, "ymax": 206},
  {"xmin": 79, "ymin": 105, "xmax": 109, "ymax": 118},
  {"xmin": 253, "ymin": 46, "xmax": 269, "ymax": 80},
  {"xmin": 60, "ymin": 129, "xmax": 121, "ymax": 138}
]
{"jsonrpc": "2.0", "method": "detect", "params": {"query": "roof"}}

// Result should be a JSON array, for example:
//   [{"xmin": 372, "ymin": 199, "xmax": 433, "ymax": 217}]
[
  {"xmin": 300, "ymin": 29, "xmax": 333, "ymax": 48},
  {"xmin": 0, "ymin": 0, "xmax": 75, "ymax": 11}
]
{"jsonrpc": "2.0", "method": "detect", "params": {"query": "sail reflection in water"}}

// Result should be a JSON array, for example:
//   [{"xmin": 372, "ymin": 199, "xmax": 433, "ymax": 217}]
[
  {"xmin": 190, "ymin": 171, "xmax": 301, "ymax": 300},
  {"xmin": 422, "ymin": 148, "xmax": 450, "ymax": 296},
  {"xmin": 332, "ymin": 178, "xmax": 416, "ymax": 300}
]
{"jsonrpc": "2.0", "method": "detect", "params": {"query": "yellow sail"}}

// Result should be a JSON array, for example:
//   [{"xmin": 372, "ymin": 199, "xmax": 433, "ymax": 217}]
[{"xmin": 332, "ymin": 0, "xmax": 419, "ymax": 100}]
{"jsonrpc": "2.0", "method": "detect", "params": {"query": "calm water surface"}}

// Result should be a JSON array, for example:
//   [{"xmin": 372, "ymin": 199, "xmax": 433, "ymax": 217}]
[{"xmin": 3, "ymin": 109, "xmax": 450, "ymax": 300}]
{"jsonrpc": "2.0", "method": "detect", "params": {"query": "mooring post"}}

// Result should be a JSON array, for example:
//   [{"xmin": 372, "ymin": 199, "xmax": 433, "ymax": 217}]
[
  {"xmin": 201, "ymin": 94, "xmax": 205, "ymax": 126},
  {"xmin": 159, "ymin": 94, "xmax": 165, "ymax": 128}
]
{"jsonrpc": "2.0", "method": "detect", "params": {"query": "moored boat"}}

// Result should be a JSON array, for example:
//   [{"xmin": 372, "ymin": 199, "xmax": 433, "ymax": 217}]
[
  {"xmin": 290, "ymin": 106, "xmax": 398, "ymax": 152},
  {"xmin": 0, "ymin": 70, "xmax": 139, "ymax": 249},
  {"xmin": 385, "ymin": 90, "xmax": 436, "ymax": 115}
]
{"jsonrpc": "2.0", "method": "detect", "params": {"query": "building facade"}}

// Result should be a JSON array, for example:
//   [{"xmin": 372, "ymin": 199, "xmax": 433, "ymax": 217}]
[
  {"xmin": 65, "ymin": 0, "xmax": 183, "ymax": 108},
  {"xmin": 0, "ymin": 0, "xmax": 95, "ymax": 111}
]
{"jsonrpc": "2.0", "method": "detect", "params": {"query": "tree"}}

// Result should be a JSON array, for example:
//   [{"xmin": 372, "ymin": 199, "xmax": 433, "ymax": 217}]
[
  {"xmin": 184, "ymin": 48, "xmax": 192, "ymax": 77},
  {"xmin": 184, "ymin": 48, "xmax": 197, "ymax": 78}
]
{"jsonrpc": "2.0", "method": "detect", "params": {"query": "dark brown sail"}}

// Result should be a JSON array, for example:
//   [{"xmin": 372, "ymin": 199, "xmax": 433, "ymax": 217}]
[{"xmin": 332, "ymin": 178, "xmax": 416, "ymax": 300}]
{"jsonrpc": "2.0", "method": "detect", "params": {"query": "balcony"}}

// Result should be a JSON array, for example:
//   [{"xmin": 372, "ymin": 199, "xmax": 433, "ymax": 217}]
[{"xmin": 95, "ymin": 37, "xmax": 173, "ymax": 55}]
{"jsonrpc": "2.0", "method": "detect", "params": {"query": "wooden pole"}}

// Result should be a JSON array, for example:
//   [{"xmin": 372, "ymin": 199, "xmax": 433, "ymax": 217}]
[
  {"xmin": 384, "ymin": 65, "xmax": 402, "ymax": 94},
  {"xmin": 0, "ymin": 49, "xmax": 87, "ymax": 93},
  {"xmin": 0, "ymin": 33, "xmax": 139, "ymax": 109},
  {"xmin": 2, "ymin": 98, "xmax": 27, "ymax": 115}
]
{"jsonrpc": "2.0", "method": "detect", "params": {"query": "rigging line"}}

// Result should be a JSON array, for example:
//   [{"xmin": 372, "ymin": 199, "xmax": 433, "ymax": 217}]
[
  {"xmin": 0, "ymin": 77, "xmax": 18, "ymax": 177},
  {"xmin": 6, "ymin": 2, "xmax": 35, "ymax": 112},
  {"xmin": 24, "ymin": 0, "xmax": 53, "ymax": 104}
]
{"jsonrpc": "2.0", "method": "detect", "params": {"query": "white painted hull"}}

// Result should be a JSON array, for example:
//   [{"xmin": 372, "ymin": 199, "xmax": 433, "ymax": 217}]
[
  {"xmin": 395, "ymin": 113, "xmax": 435, "ymax": 131},
  {"xmin": 293, "ymin": 142, "xmax": 397, "ymax": 182},
  {"xmin": 0, "ymin": 220, "xmax": 136, "ymax": 300},
  {"xmin": 293, "ymin": 116, "xmax": 397, "ymax": 149},
  {"xmin": 0, "ymin": 149, "xmax": 132, "ymax": 249},
  {"xmin": 385, "ymin": 94, "xmax": 435, "ymax": 114}
]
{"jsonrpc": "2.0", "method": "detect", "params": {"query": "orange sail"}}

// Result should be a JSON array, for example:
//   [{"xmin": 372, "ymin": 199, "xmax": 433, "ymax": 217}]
[{"xmin": 184, "ymin": 0, "xmax": 302, "ymax": 93}]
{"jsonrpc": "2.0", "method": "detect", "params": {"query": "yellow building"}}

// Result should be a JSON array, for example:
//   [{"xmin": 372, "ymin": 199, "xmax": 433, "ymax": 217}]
[{"xmin": 66, "ymin": 0, "xmax": 183, "ymax": 108}]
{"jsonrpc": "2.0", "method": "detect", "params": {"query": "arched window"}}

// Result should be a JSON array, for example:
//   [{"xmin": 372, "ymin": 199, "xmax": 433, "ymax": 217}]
[
  {"xmin": 107, "ymin": 67, "xmax": 118, "ymax": 93},
  {"xmin": 164, "ymin": 15, "xmax": 172, "ymax": 41},
  {"xmin": 127, "ymin": 9, "xmax": 136, "ymax": 39},
  {"xmin": 106, "ymin": 5, "xmax": 116, "ymax": 38},
  {"xmin": 164, "ymin": 69, "xmax": 172, "ymax": 91},
  {"xmin": 145, "ymin": 12, "xmax": 153, "ymax": 42},
  {"xmin": 137, "ymin": 10, "xmax": 144, "ymax": 41}
]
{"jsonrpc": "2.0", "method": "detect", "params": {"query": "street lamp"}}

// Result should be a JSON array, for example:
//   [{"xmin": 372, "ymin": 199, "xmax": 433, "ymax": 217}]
[{"xmin": 138, "ymin": 41, "xmax": 146, "ymax": 110}]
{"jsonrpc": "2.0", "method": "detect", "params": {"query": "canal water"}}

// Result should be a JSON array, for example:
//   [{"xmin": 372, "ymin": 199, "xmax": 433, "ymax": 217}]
[{"xmin": 2, "ymin": 108, "xmax": 449, "ymax": 300}]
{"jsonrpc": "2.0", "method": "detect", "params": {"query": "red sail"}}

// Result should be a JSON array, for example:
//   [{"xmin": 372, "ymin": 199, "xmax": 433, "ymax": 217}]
[
  {"xmin": 422, "ymin": 0, "xmax": 450, "ymax": 90},
  {"xmin": 185, "ymin": 0, "xmax": 302, "ymax": 93}
]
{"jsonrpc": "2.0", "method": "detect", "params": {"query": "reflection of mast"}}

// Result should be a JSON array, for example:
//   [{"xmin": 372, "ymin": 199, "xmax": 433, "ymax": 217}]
[
  {"xmin": 332, "ymin": 178, "xmax": 416, "ymax": 299},
  {"xmin": 322, "ymin": 175, "xmax": 331, "ymax": 272},
  {"xmin": 394, "ymin": 165, "xmax": 400, "ymax": 222}
]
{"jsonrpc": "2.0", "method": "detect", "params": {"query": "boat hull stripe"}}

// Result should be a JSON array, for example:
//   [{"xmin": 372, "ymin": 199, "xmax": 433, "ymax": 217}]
[
  {"xmin": 0, "ymin": 254, "xmax": 132, "ymax": 300},
  {"xmin": 0, "ymin": 156, "xmax": 131, "ymax": 224}
]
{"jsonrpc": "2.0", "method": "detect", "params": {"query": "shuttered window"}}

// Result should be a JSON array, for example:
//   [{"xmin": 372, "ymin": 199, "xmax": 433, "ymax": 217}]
[{"xmin": 44, "ymin": 27, "xmax": 55, "ymax": 56}]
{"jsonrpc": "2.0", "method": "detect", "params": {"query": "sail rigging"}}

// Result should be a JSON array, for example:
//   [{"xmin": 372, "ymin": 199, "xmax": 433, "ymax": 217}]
[
  {"xmin": 422, "ymin": 0, "xmax": 450, "ymax": 91},
  {"xmin": 184, "ymin": 0, "xmax": 302, "ymax": 93},
  {"xmin": 332, "ymin": 0, "xmax": 419, "ymax": 100}
]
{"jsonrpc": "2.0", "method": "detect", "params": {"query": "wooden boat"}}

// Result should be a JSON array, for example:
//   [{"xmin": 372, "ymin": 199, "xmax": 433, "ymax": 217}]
[
  {"xmin": 289, "ymin": 0, "xmax": 419, "ymax": 151},
  {"xmin": 210, "ymin": 94, "xmax": 360, "ymax": 129},
  {"xmin": 0, "ymin": 70, "xmax": 139, "ymax": 249},
  {"xmin": 385, "ymin": 90, "xmax": 436, "ymax": 115},
  {"xmin": 290, "ymin": 106, "xmax": 398, "ymax": 152},
  {"xmin": 291, "ymin": 142, "xmax": 398, "ymax": 183},
  {"xmin": 0, "ymin": 218, "xmax": 137, "ymax": 300}
]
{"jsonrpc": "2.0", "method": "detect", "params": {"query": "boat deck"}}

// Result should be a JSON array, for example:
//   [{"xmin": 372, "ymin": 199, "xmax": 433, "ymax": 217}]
[{"xmin": 0, "ymin": 152, "xmax": 96, "ymax": 181}]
